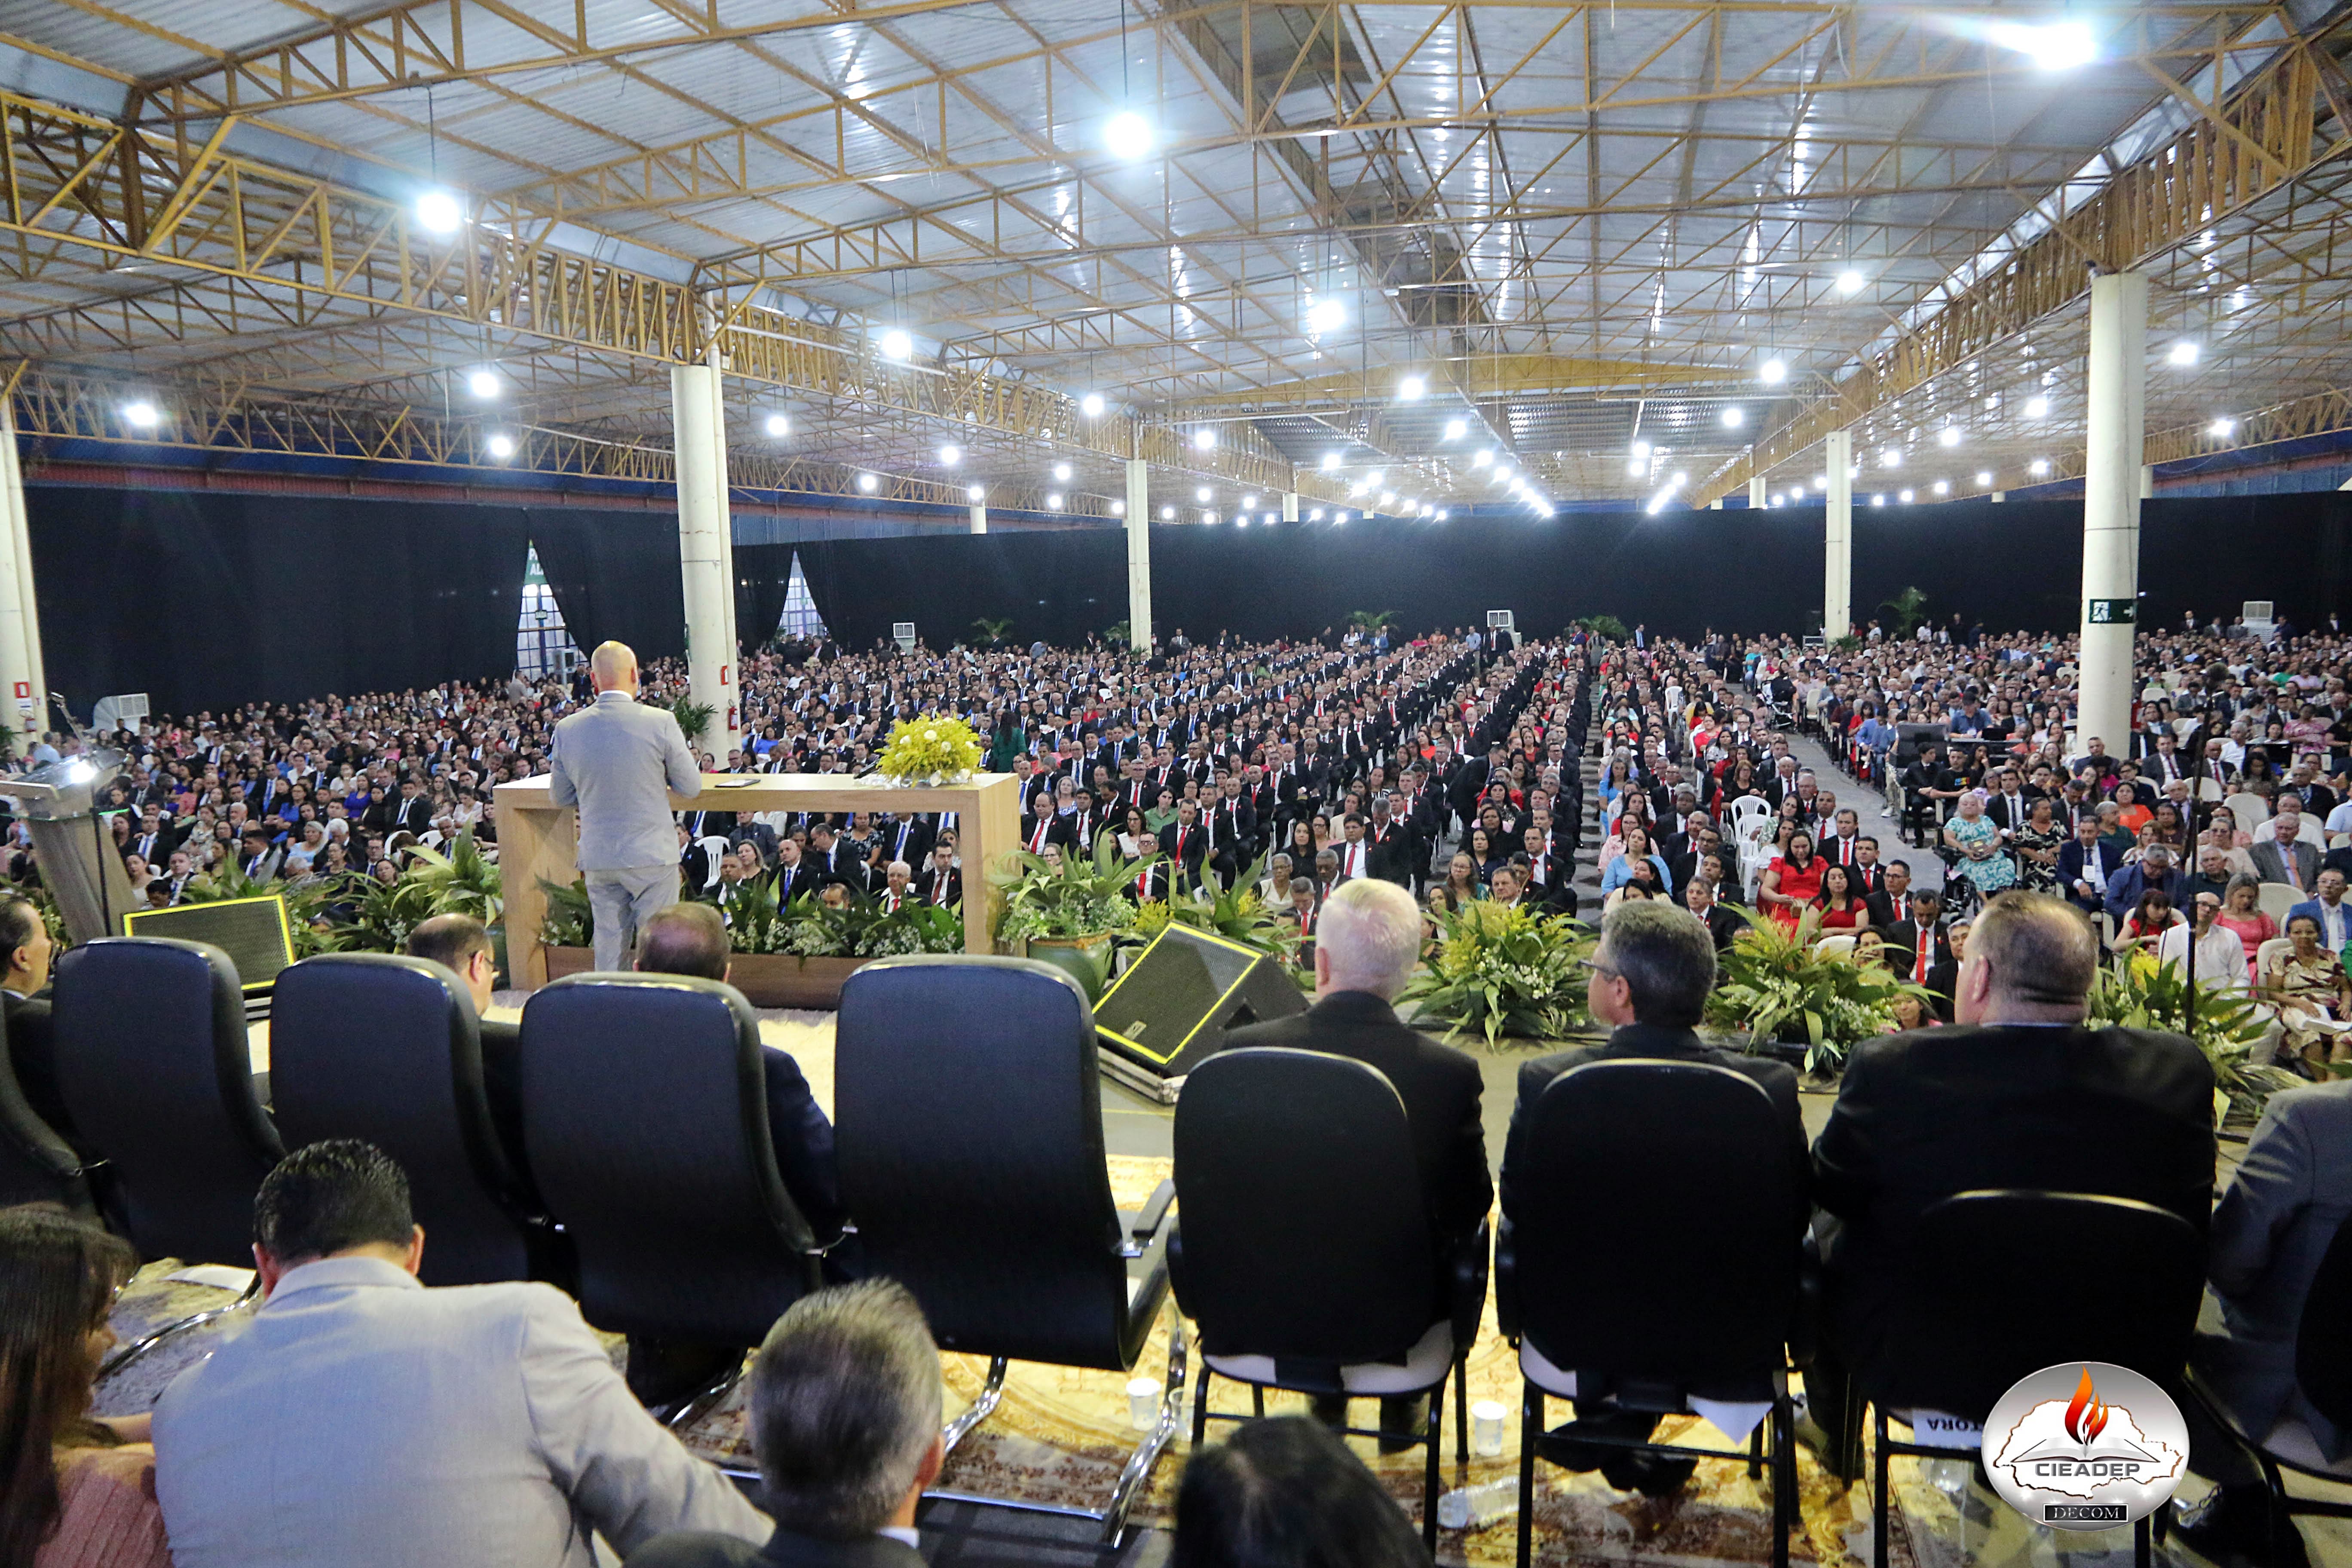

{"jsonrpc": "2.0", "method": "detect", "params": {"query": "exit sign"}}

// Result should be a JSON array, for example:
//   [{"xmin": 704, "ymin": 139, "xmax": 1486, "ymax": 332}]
[{"xmin": 2087, "ymin": 597, "xmax": 2137, "ymax": 625}]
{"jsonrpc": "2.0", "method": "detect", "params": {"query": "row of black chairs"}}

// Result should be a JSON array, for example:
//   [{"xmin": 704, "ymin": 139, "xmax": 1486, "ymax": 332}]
[{"xmin": 19, "ymin": 938, "xmax": 2352, "ymax": 1560}]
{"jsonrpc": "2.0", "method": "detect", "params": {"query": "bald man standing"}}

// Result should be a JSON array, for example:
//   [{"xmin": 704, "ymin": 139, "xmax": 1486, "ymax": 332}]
[{"xmin": 551, "ymin": 641, "xmax": 703, "ymax": 971}]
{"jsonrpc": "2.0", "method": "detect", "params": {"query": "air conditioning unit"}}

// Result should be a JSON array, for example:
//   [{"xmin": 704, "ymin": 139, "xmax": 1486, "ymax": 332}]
[
  {"xmin": 892, "ymin": 621, "xmax": 917, "ymax": 654},
  {"xmin": 1486, "ymin": 610, "xmax": 1516, "ymax": 630}
]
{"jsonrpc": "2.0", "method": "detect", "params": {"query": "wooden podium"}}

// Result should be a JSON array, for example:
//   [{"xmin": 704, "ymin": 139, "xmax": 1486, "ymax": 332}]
[{"xmin": 493, "ymin": 771, "xmax": 1022, "ymax": 990}]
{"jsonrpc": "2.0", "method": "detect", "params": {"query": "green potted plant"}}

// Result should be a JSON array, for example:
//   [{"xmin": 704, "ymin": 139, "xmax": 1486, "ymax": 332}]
[
  {"xmin": 1703, "ymin": 907, "xmax": 1927, "ymax": 1075},
  {"xmin": 1397, "ymin": 900, "xmax": 1596, "ymax": 1050},
  {"xmin": 671, "ymin": 697, "xmax": 717, "ymax": 749},
  {"xmin": 995, "ymin": 836, "xmax": 1146, "ymax": 999},
  {"xmin": 2091, "ymin": 956, "xmax": 2297, "ymax": 1127}
]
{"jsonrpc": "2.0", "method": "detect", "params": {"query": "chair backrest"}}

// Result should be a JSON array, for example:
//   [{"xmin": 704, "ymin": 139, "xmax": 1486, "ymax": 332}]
[
  {"xmin": 2259, "ymin": 884, "xmax": 2303, "ymax": 924},
  {"xmin": 1511, "ymin": 1060, "xmax": 1800, "ymax": 1393},
  {"xmin": 1172, "ymin": 1048, "xmax": 1433, "ymax": 1365},
  {"xmin": 270, "ymin": 954, "xmax": 539, "ymax": 1287},
  {"xmin": 2226, "ymin": 792, "xmax": 2273, "ymax": 829},
  {"xmin": 2294, "ymin": 1212, "xmax": 2352, "ymax": 1431},
  {"xmin": 0, "ymin": 1027, "xmax": 90, "ymax": 1214},
  {"xmin": 520, "ymin": 974, "xmax": 817, "ymax": 1344},
  {"xmin": 1730, "ymin": 797, "xmax": 1770, "ymax": 825},
  {"xmin": 835, "ymin": 956, "xmax": 1129, "ymax": 1369},
  {"xmin": 53, "ymin": 938, "xmax": 281, "ymax": 1265},
  {"xmin": 2252, "ymin": 814, "xmax": 2325, "ymax": 845},
  {"xmin": 2197, "ymin": 778, "xmax": 2226, "ymax": 802},
  {"xmin": 1816, "ymin": 934, "xmax": 1858, "ymax": 959},
  {"xmin": 1879, "ymin": 1190, "xmax": 2203, "ymax": 1418},
  {"xmin": 2256, "ymin": 935, "xmax": 2296, "ymax": 974},
  {"xmin": 697, "ymin": 835, "xmax": 732, "ymax": 887}
]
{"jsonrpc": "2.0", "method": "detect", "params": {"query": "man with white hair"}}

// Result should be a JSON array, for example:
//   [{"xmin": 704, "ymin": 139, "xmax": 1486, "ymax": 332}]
[
  {"xmin": 550, "ymin": 640, "xmax": 703, "ymax": 971},
  {"xmin": 1222, "ymin": 876, "xmax": 1489, "ymax": 1449}
]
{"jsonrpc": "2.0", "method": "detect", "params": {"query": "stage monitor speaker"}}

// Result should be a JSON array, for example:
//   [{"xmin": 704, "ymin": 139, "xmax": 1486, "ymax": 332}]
[
  {"xmin": 1093, "ymin": 924, "xmax": 1306, "ymax": 1103},
  {"xmin": 121, "ymin": 894, "xmax": 297, "ymax": 995}
]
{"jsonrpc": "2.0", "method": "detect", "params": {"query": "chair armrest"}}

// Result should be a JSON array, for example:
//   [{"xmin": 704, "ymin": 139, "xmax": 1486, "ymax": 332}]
[
  {"xmin": 1791, "ymin": 1228, "xmax": 1824, "ymax": 1370},
  {"xmin": 1494, "ymin": 1216, "xmax": 1519, "ymax": 1342},
  {"xmin": 1451, "ymin": 1218, "xmax": 1491, "ymax": 1354},
  {"xmin": 1119, "ymin": 1179, "xmax": 1176, "ymax": 1258}
]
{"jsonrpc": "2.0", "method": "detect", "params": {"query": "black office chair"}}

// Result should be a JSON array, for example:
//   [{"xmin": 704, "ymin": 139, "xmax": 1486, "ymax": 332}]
[
  {"xmin": 835, "ymin": 955, "xmax": 1182, "ymax": 1547},
  {"xmin": 52, "ymin": 937, "xmax": 281, "ymax": 1371},
  {"xmin": 1864, "ymin": 1190, "xmax": 2205, "ymax": 1568},
  {"xmin": 1171, "ymin": 1047, "xmax": 1485, "ymax": 1551},
  {"xmin": 1500, "ymin": 1060, "xmax": 1803, "ymax": 1568},
  {"xmin": 270, "ymin": 953, "xmax": 566, "ymax": 1288},
  {"xmin": 2189, "ymin": 1209, "xmax": 2352, "ymax": 1561},
  {"xmin": 519, "ymin": 974, "xmax": 824, "ymax": 1418},
  {"xmin": 0, "ymin": 1024, "xmax": 95, "ymax": 1216}
]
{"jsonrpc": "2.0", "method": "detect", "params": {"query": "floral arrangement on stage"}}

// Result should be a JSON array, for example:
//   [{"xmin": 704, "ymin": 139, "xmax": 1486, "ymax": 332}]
[
  {"xmin": 1399, "ymin": 900, "xmax": 1595, "ymax": 1050},
  {"xmin": 537, "ymin": 870, "xmax": 962, "ymax": 959},
  {"xmin": 1705, "ymin": 906, "xmax": 1926, "ymax": 1074},
  {"xmin": 874, "ymin": 711, "xmax": 984, "ymax": 784}
]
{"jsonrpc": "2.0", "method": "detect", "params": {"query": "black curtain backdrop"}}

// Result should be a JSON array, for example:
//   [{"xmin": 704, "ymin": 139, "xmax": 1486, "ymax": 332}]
[
  {"xmin": 734, "ymin": 543, "xmax": 799, "ymax": 649},
  {"xmin": 523, "ymin": 508, "xmax": 686, "ymax": 663},
  {"xmin": 28, "ymin": 485, "xmax": 530, "ymax": 716}
]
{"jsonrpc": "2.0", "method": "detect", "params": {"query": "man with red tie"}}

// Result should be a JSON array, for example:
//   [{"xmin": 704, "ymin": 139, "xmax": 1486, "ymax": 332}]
[
  {"xmin": 1882, "ymin": 887, "xmax": 1947, "ymax": 992},
  {"xmin": 1333, "ymin": 813, "xmax": 1372, "ymax": 884},
  {"xmin": 1864, "ymin": 860, "xmax": 1916, "ymax": 928},
  {"xmin": 1156, "ymin": 798, "xmax": 1208, "ymax": 894},
  {"xmin": 1820, "ymin": 808, "xmax": 1865, "ymax": 870},
  {"xmin": 919, "ymin": 843, "xmax": 961, "ymax": 908}
]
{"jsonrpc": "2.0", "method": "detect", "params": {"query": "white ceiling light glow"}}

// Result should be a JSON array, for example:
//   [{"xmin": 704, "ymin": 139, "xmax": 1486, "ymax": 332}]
[
  {"xmin": 486, "ymin": 433, "xmax": 516, "ymax": 459},
  {"xmin": 1759, "ymin": 358, "xmax": 1788, "ymax": 386},
  {"xmin": 1321, "ymin": 451, "xmax": 1341, "ymax": 470},
  {"xmin": 468, "ymin": 370, "xmax": 500, "ymax": 399},
  {"xmin": 968, "ymin": 484, "xmax": 986, "ymax": 501},
  {"xmin": 1443, "ymin": 418, "xmax": 1467, "ymax": 441},
  {"xmin": 857, "ymin": 472, "xmax": 878, "ymax": 492},
  {"xmin": 1396, "ymin": 374, "xmax": 1427, "ymax": 401},
  {"xmin": 938, "ymin": 444, "xmax": 962, "ymax": 466},
  {"xmin": 1079, "ymin": 393, "xmax": 1105, "ymax": 418},
  {"xmin": 879, "ymin": 329, "xmax": 913, "ymax": 360},
  {"xmin": 2025, "ymin": 395, "xmax": 2049, "ymax": 418},
  {"xmin": 415, "ymin": 190, "xmax": 463, "ymax": 234},
  {"xmin": 1103, "ymin": 110, "xmax": 1155, "ymax": 160},
  {"xmin": 764, "ymin": 413, "xmax": 790, "ymax": 438},
  {"xmin": 1053, "ymin": 462, "xmax": 1073, "ymax": 482},
  {"xmin": 1192, "ymin": 428, "xmax": 1216, "ymax": 451},
  {"xmin": 1835, "ymin": 270, "xmax": 1865, "ymax": 296},
  {"xmin": 1723, "ymin": 407, "xmax": 1744, "ymax": 428},
  {"xmin": 2210, "ymin": 417, "xmax": 2237, "ymax": 437},
  {"xmin": 1938, "ymin": 426, "xmax": 1961, "ymax": 447},
  {"xmin": 1988, "ymin": 19, "xmax": 2098, "ymax": 71},
  {"xmin": 122, "ymin": 401, "xmax": 160, "ymax": 429},
  {"xmin": 1305, "ymin": 298, "xmax": 1345, "ymax": 335}
]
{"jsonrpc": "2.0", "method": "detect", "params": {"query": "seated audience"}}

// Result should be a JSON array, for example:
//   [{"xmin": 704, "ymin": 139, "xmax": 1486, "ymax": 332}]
[
  {"xmin": 0, "ymin": 1206, "xmax": 169, "ymax": 1568},
  {"xmin": 1804, "ymin": 892, "xmax": 2215, "ymax": 1477},
  {"xmin": 1501, "ymin": 900, "xmax": 1804, "ymax": 1495},
  {"xmin": 625, "ymin": 1280, "xmax": 942, "ymax": 1568},
  {"xmin": 2259, "ymin": 913, "xmax": 2352, "ymax": 1075},
  {"xmin": 2156, "ymin": 890, "xmax": 2250, "ymax": 992},
  {"xmin": 1225, "ymin": 877, "xmax": 1488, "ymax": 1448},
  {"xmin": 1171, "ymin": 1417, "xmax": 1431, "ymax": 1568},
  {"xmin": 155, "ymin": 1140, "xmax": 769, "ymax": 1567}
]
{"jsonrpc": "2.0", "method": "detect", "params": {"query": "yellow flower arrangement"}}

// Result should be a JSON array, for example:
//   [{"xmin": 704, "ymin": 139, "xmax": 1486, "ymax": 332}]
[{"xmin": 875, "ymin": 711, "xmax": 985, "ymax": 783}]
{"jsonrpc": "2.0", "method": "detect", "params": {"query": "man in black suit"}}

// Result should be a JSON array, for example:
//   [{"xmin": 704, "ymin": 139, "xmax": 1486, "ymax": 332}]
[
  {"xmin": 0, "ymin": 894, "xmax": 68, "ymax": 1152},
  {"xmin": 1156, "ymin": 799, "xmax": 1210, "ymax": 894},
  {"xmin": 1804, "ymin": 892, "xmax": 2215, "ymax": 1477},
  {"xmin": 768, "ymin": 836, "xmax": 818, "ymax": 907},
  {"xmin": 916, "ymin": 844, "xmax": 961, "ymax": 908},
  {"xmin": 407, "ymin": 915, "xmax": 540, "ymax": 1208},
  {"xmin": 1224, "ymin": 877, "xmax": 1488, "ymax": 1449},
  {"xmin": 392, "ymin": 777, "xmax": 436, "ymax": 837},
  {"xmin": 1862, "ymin": 860, "xmax": 1919, "ymax": 931},
  {"xmin": 1501, "ymin": 900, "xmax": 1804, "ymax": 1494},
  {"xmin": 1681, "ymin": 873, "xmax": 1745, "ymax": 950},
  {"xmin": 1877, "ymin": 886, "xmax": 1946, "ymax": 989}
]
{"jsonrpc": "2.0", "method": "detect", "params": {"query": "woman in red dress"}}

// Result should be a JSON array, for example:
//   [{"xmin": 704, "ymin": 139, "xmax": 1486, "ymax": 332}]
[
  {"xmin": 1813, "ymin": 861, "xmax": 1871, "ymax": 936},
  {"xmin": 1759, "ymin": 830, "xmax": 1825, "ymax": 931}
]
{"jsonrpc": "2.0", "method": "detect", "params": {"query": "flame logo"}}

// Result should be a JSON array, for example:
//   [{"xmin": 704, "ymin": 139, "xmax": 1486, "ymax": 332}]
[{"xmin": 2064, "ymin": 1366, "xmax": 2111, "ymax": 1447}]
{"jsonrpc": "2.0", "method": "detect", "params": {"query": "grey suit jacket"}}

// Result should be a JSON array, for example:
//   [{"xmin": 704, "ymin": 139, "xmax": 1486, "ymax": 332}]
[
  {"xmin": 2251, "ymin": 837, "xmax": 2321, "ymax": 890},
  {"xmin": 551, "ymin": 691, "xmax": 702, "ymax": 871},
  {"xmin": 2199, "ymin": 1077, "xmax": 2352, "ymax": 1454},
  {"xmin": 154, "ymin": 1257, "xmax": 768, "ymax": 1568}
]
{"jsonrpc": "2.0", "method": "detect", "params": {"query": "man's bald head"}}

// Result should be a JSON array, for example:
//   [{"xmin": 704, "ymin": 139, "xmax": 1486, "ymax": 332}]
[{"xmin": 590, "ymin": 641, "xmax": 640, "ymax": 695}]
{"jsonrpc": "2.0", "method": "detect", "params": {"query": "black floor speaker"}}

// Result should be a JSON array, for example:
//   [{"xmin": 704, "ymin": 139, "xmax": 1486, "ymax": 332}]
[{"xmin": 1093, "ymin": 925, "xmax": 1307, "ymax": 1103}]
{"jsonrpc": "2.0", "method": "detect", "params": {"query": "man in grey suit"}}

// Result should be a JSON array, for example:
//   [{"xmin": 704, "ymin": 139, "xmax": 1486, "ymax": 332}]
[
  {"xmin": 625, "ymin": 1280, "xmax": 940, "ymax": 1568},
  {"xmin": 2177, "ymin": 1076, "xmax": 2352, "ymax": 1560},
  {"xmin": 551, "ymin": 641, "xmax": 703, "ymax": 971},
  {"xmin": 155, "ymin": 1140, "xmax": 769, "ymax": 1568},
  {"xmin": 2252, "ymin": 809, "xmax": 2322, "ymax": 892}
]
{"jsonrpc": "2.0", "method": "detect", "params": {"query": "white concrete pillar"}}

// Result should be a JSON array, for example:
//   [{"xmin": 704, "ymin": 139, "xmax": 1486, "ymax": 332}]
[
  {"xmin": 1282, "ymin": 492, "xmax": 1298, "ymax": 522},
  {"xmin": 968, "ymin": 504, "xmax": 988, "ymax": 535},
  {"xmin": 1749, "ymin": 475, "xmax": 1767, "ymax": 509},
  {"xmin": 2078, "ymin": 270, "xmax": 2147, "ymax": 756},
  {"xmin": 1125, "ymin": 458, "xmax": 1152, "ymax": 652},
  {"xmin": 0, "ymin": 399, "xmax": 42, "ymax": 740},
  {"xmin": 1824, "ymin": 429, "xmax": 1853, "ymax": 639},
  {"xmin": 671, "ymin": 362, "xmax": 738, "ymax": 756},
  {"xmin": 2140, "ymin": 464, "xmax": 2156, "ymax": 500}
]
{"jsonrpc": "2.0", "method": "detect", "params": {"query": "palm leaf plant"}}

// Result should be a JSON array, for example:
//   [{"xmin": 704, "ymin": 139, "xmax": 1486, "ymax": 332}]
[
  {"xmin": 995, "ymin": 832, "xmax": 1148, "ymax": 944},
  {"xmin": 2090, "ymin": 956, "xmax": 2297, "ymax": 1121},
  {"xmin": 1703, "ymin": 906, "xmax": 1928, "ymax": 1074},
  {"xmin": 1398, "ymin": 900, "xmax": 1596, "ymax": 1050}
]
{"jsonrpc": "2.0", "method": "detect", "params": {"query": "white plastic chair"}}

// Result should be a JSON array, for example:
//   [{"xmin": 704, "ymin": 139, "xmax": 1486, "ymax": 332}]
[
  {"xmin": 2196, "ymin": 777, "xmax": 2226, "ymax": 803},
  {"xmin": 1815, "ymin": 934, "xmax": 1858, "ymax": 960},
  {"xmin": 2251, "ymin": 815, "xmax": 2325, "ymax": 846},
  {"xmin": 696, "ymin": 833, "xmax": 732, "ymax": 889},
  {"xmin": 1729, "ymin": 796, "xmax": 1770, "ymax": 830},
  {"xmin": 2258, "ymin": 882, "xmax": 2305, "ymax": 924},
  {"xmin": 2226, "ymin": 792, "xmax": 2273, "ymax": 830}
]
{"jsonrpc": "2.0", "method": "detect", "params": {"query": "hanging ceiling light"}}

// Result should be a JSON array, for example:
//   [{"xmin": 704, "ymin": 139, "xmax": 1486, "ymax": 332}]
[
  {"xmin": 879, "ymin": 329, "xmax": 913, "ymax": 360},
  {"xmin": 415, "ymin": 190, "xmax": 463, "ymax": 234},
  {"xmin": 1080, "ymin": 393, "xmax": 1106, "ymax": 418},
  {"xmin": 1103, "ymin": 110, "xmax": 1155, "ymax": 160}
]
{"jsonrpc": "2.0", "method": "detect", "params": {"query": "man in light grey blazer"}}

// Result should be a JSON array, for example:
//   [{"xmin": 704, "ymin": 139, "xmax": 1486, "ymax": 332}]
[
  {"xmin": 156, "ymin": 1140, "xmax": 769, "ymax": 1568},
  {"xmin": 2180, "ymin": 1076, "xmax": 2352, "ymax": 1558},
  {"xmin": 2251, "ymin": 809, "xmax": 2322, "ymax": 892},
  {"xmin": 551, "ymin": 641, "xmax": 703, "ymax": 971}
]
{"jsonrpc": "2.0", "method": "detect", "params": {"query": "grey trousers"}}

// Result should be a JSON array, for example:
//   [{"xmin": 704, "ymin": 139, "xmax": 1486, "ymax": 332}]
[{"xmin": 586, "ymin": 865, "xmax": 681, "ymax": 973}]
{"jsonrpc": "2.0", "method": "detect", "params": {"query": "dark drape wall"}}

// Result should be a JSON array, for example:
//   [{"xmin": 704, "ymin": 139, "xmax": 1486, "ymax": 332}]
[
  {"xmin": 523, "ymin": 508, "xmax": 686, "ymax": 663},
  {"xmin": 733, "ymin": 543, "xmax": 800, "ymax": 649},
  {"xmin": 28, "ymin": 486, "xmax": 530, "ymax": 715}
]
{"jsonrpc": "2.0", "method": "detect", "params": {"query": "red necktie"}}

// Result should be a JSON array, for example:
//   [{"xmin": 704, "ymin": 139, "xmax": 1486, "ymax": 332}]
[
  {"xmin": 1031, "ymin": 820, "xmax": 1047, "ymax": 852},
  {"xmin": 1914, "ymin": 942, "xmax": 1929, "ymax": 984},
  {"xmin": 1176, "ymin": 828, "xmax": 1187, "ymax": 863}
]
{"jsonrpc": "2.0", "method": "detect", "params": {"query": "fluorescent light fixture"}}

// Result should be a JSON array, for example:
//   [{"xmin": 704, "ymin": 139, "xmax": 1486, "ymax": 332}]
[
  {"xmin": 764, "ymin": 413, "xmax": 790, "ymax": 437},
  {"xmin": 1053, "ymin": 462, "xmax": 1073, "ymax": 481},
  {"xmin": 1397, "ymin": 374, "xmax": 1427, "ymax": 401},
  {"xmin": 2169, "ymin": 340, "xmax": 2201, "ymax": 366},
  {"xmin": 1988, "ymin": 19, "xmax": 2097, "ymax": 71},
  {"xmin": 1473, "ymin": 450, "xmax": 1492, "ymax": 467},
  {"xmin": 415, "ymin": 190, "xmax": 463, "ymax": 234},
  {"xmin": 879, "ymin": 329, "xmax": 913, "ymax": 360},
  {"xmin": 468, "ymin": 370, "xmax": 500, "ymax": 399},
  {"xmin": 2030, "ymin": 458, "xmax": 2051, "ymax": 476},
  {"xmin": 968, "ymin": 484, "xmax": 986, "ymax": 501},
  {"xmin": 122, "ymin": 401, "xmax": 159, "ymax": 429},
  {"xmin": 1759, "ymin": 358, "xmax": 1788, "ymax": 386},
  {"xmin": 486, "ymin": 432, "xmax": 516, "ymax": 459},
  {"xmin": 2210, "ymin": 417, "xmax": 2237, "ymax": 437},
  {"xmin": 938, "ymin": 444, "xmax": 962, "ymax": 466},
  {"xmin": 1938, "ymin": 426, "xmax": 1961, "ymax": 447},
  {"xmin": 2025, "ymin": 395, "xmax": 2049, "ymax": 417},
  {"xmin": 1192, "ymin": 428, "xmax": 1216, "ymax": 451},
  {"xmin": 1723, "ymin": 407, "xmax": 1744, "ymax": 428},
  {"xmin": 1241, "ymin": 494, "xmax": 1257, "ymax": 509},
  {"xmin": 1103, "ymin": 110, "xmax": 1155, "ymax": 160},
  {"xmin": 1306, "ymin": 298, "xmax": 1345, "ymax": 335},
  {"xmin": 1835, "ymin": 270, "xmax": 1865, "ymax": 295},
  {"xmin": 858, "ymin": 472, "xmax": 878, "ymax": 492},
  {"xmin": 1079, "ymin": 392, "xmax": 1105, "ymax": 418},
  {"xmin": 1443, "ymin": 418, "xmax": 1467, "ymax": 440},
  {"xmin": 1321, "ymin": 451, "xmax": 1341, "ymax": 470}
]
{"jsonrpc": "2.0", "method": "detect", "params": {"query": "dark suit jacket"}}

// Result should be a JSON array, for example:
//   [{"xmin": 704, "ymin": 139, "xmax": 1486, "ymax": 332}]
[
  {"xmin": 1812, "ymin": 1023, "xmax": 2214, "ymax": 1381},
  {"xmin": 1224, "ymin": 991, "xmax": 1490, "ymax": 1302},
  {"xmin": 3, "ymin": 992, "xmax": 73, "ymax": 1154},
  {"xmin": 625, "ymin": 1526, "xmax": 925, "ymax": 1568},
  {"xmin": 1501, "ymin": 1023, "xmax": 1805, "ymax": 1230}
]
